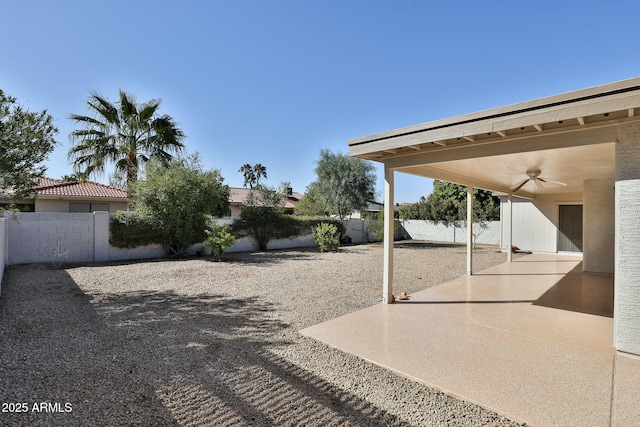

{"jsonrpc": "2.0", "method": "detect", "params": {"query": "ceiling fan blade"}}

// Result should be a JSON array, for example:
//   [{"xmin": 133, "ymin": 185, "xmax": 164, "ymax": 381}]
[
  {"xmin": 511, "ymin": 179, "xmax": 530, "ymax": 192},
  {"xmin": 538, "ymin": 176, "xmax": 567, "ymax": 186}
]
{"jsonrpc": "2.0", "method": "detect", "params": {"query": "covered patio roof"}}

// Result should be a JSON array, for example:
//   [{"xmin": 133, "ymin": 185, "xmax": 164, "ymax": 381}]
[{"xmin": 349, "ymin": 78, "xmax": 640, "ymax": 198}]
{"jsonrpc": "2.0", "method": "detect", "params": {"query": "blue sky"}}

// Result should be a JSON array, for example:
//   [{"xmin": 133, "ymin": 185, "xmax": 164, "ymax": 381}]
[{"xmin": 3, "ymin": 0, "xmax": 640, "ymax": 203}]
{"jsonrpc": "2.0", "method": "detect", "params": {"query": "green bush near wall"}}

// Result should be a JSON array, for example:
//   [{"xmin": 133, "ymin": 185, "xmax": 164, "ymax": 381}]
[{"xmin": 109, "ymin": 211, "xmax": 160, "ymax": 249}]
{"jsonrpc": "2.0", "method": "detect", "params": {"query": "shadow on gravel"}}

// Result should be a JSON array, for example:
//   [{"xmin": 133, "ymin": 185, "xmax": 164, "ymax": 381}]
[
  {"xmin": 220, "ymin": 246, "xmax": 369, "ymax": 266},
  {"xmin": 393, "ymin": 241, "xmax": 466, "ymax": 250},
  {"xmin": 0, "ymin": 264, "xmax": 411, "ymax": 426}
]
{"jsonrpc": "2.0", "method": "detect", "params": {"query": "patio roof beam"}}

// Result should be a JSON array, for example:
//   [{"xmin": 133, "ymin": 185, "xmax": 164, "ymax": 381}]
[
  {"xmin": 383, "ymin": 120, "xmax": 621, "ymax": 169},
  {"xmin": 398, "ymin": 165, "xmax": 520, "ymax": 196}
]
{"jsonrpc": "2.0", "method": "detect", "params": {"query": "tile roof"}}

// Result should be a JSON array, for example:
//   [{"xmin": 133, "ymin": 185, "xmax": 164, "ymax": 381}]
[
  {"xmin": 35, "ymin": 178, "xmax": 128, "ymax": 199},
  {"xmin": 229, "ymin": 187, "xmax": 303, "ymax": 208}
]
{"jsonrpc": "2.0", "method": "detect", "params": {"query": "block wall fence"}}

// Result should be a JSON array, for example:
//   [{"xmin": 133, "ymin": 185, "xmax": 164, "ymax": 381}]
[
  {"xmin": 0, "ymin": 213, "xmax": 372, "ymax": 267},
  {"xmin": 0, "ymin": 213, "xmax": 500, "ymax": 273}
]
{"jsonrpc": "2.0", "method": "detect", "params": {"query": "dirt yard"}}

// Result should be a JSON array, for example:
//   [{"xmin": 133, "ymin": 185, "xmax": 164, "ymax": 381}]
[{"xmin": 0, "ymin": 243, "xmax": 526, "ymax": 426}]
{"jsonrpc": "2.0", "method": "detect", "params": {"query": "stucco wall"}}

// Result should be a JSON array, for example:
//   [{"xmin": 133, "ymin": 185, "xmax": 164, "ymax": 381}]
[
  {"xmin": 583, "ymin": 178, "xmax": 614, "ymax": 274},
  {"xmin": 614, "ymin": 122, "xmax": 640, "ymax": 356},
  {"xmin": 35, "ymin": 198, "xmax": 127, "ymax": 213},
  {"xmin": 500, "ymin": 194, "xmax": 583, "ymax": 253}
]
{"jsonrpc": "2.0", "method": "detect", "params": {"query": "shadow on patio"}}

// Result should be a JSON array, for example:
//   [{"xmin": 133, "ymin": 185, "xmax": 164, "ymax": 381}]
[{"xmin": 301, "ymin": 253, "xmax": 640, "ymax": 426}]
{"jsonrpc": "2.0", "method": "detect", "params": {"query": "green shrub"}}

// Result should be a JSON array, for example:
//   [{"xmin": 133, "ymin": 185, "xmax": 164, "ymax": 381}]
[
  {"xmin": 312, "ymin": 222, "xmax": 339, "ymax": 252},
  {"xmin": 204, "ymin": 222, "xmax": 236, "ymax": 259},
  {"xmin": 110, "ymin": 211, "xmax": 159, "ymax": 248},
  {"xmin": 365, "ymin": 213, "xmax": 400, "ymax": 242}
]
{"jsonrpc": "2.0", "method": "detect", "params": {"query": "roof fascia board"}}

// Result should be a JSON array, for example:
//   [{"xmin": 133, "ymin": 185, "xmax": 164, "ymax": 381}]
[
  {"xmin": 36, "ymin": 195, "xmax": 128, "ymax": 202},
  {"xmin": 349, "ymin": 77, "xmax": 640, "ymax": 152}
]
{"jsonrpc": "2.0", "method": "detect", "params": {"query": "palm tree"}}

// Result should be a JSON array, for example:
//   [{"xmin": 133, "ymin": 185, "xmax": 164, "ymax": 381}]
[
  {"xmin": 68, "ymin": 90, "xmax": 185, "ymax": 188},
  {"xmin": 239, "ymin": 163, "xmax": 256, "ymax": 188},
  {"xmin": 253, "ymin": 163, "xmax": 267, "ymax": 187}
]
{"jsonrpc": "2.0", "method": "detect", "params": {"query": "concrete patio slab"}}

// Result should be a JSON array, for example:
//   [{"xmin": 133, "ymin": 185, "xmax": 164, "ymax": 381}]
[{"xmin": 301, "ymin": 254, "xmax": 639, "ymax": 426}]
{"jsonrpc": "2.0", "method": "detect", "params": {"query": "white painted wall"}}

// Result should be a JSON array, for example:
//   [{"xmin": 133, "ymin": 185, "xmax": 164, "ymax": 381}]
[
  {"xmin": 0, "ymin": 213, "xmax": 367, "ymax": 265},
  {"xmin": 401, "ymin": 220, "xmax": 501, "ymax": 245},
  {"xmin": 3, "ymin": 212, "xmax": 96, "ymax": 265},
  {"xmin": 499, "ymin": 193, "xmax": 583, "ymax": 253}
]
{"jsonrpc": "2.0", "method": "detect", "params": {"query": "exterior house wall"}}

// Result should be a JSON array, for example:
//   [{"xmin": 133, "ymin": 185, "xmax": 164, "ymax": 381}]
[
  {"xmin": 35, "ymin": 198, "xmax": 127, "ymax": 213},
  {"xmin": 614, "ymin": 122, "xmax": 640, "ymax": 356},
  {"xmin": 499, "ymin": 193, "xmax": 583, "ymax": 253},
  {"xmin": 583, "ymin": 178, "xmax": 615, "ymax": 274}
]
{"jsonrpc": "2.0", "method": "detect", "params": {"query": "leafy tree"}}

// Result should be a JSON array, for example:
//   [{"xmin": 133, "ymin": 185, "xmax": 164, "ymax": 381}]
[
  {"xmin": 230, "ymin": 184, "xmax": 295, "ymax": 251},
  {"xmin": 310, "ymin": 149, "xmax": 376, "ymax": 221},
  {"xmin": 0, "ymin": 89, "xmax": 58, "ymax": 202},
  {"xmin": 400, "ymin": 180, "xmax": 500, "ymax": 223},
  {"xmin": 366, "ymin": 212, "xmax": 401, "ymax": 242},
  {"xmin": 68, "ymin": 89, "xmax": 185, "ymax": 188},
  {"xmin": 114, "ymin": 154, "xmax": 230, "ymax": 255},
  {"xmin": 293, "ymin": 182, "xmax": 326, "ymax": 216}
]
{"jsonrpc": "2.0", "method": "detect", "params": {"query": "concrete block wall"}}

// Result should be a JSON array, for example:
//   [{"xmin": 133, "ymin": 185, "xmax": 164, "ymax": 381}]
[
  {"xmin": 402, "ymin": 220, "xmax": 501, "ymax": 245},
  {"xmin": 0, "ymin": 218, "xmax": 6, "ymax": 294},
  {"xmin": 3, "ymin": 212, "xmax": 96, "ymax": 265},
  {"xmin": 0, "ymin": 213, "xmax": 370, "ymax": 265}
]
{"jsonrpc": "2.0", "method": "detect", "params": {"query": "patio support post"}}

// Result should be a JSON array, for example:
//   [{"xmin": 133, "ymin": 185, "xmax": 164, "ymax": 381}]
[
  {"xmin": 383, "ymin": 164, "xmax": 395, "ymax": 304},
  {"xmin": 507, "ymin": 193, "xmax": 513, "ymax": 262},
  {"xmin": 467, "ymin": 186, "xmax": 474, "ymax": 275}
]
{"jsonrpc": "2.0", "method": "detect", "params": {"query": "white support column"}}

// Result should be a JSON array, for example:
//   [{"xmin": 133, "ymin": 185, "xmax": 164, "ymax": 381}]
[
  {"xmin": 467, "ymin": 186, "xmax": 474, "ymax": 275},
  {"xmin": 383, "ymin": 165, "xmax": 395, "ymax": 304},
  {"xmin": 507, "ymin": 193, "xmax": 513, "ymax": 263}
]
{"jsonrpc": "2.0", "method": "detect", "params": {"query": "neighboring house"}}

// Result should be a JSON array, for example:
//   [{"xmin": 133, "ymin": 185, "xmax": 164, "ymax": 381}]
[
  {"xmin": 351, "ymin": 201, "xmax": 401, "ymax": 219},
  {"xmin": 348, "ymin": 76, "xmax": 640, "ymax": 359},
  {"xmin": 227, "ymin": 187, "xmax": 303, "ymax": 219},
  {"xmin": 1, "ymin": 178, "xmax": 129, "ymax": 213}
]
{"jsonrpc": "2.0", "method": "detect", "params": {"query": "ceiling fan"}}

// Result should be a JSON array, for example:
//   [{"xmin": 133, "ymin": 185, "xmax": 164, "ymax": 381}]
[{"xmin": 511, "ymin": 169, "xmax": 567, "ymax": 192}]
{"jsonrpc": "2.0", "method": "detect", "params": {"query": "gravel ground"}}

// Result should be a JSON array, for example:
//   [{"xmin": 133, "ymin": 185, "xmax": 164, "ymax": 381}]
[{"xmin": 0, "ymin": 242, "xmax": 527, "ymax": 427}]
